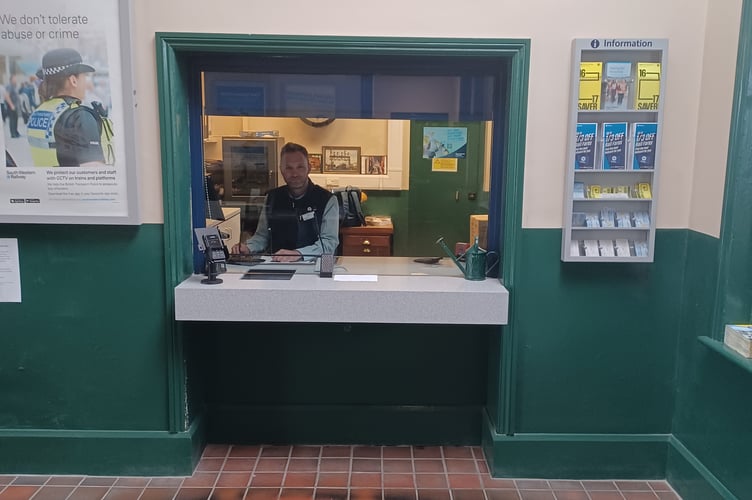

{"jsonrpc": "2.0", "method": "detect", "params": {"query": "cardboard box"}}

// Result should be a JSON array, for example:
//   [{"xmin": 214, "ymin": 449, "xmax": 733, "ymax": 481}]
[{"xmin": 469, "ymin": 214, "xmax": 488, "ymax": 249}]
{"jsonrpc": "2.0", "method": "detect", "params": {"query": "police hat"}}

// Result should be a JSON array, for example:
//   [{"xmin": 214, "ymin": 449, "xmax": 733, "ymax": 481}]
[{"xmin": 42, "ymin": 48, "xmax": 95, "ymax": 77}]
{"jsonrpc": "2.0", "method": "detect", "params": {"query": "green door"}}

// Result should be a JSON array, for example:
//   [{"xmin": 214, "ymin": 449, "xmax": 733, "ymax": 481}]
[{"xmin": 407, "ymin": 121, "xmax": 487, "ymax": 256}]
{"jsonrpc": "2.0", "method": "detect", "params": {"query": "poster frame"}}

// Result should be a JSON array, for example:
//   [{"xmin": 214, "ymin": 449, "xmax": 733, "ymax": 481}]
[{"xmin": 0, "ymin": 0, "xmax": 140, "ymax": 225}]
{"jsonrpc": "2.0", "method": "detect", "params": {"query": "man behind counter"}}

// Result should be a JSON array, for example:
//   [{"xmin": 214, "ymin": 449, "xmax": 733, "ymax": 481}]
[{"xmin": 231, "ymin": 142, "xmax": 339, "ymax": 262}]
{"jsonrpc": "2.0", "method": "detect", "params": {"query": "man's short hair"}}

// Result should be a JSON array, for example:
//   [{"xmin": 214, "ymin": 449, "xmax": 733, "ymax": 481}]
[{"xmin": 280, "ymin": 142, "xmax": 309, "ymax": 161}]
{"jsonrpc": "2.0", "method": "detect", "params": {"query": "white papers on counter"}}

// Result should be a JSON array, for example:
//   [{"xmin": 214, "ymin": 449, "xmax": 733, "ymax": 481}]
[{"xmin": 333, "ymin": 274, "xmax": 378, "ymax": 282}]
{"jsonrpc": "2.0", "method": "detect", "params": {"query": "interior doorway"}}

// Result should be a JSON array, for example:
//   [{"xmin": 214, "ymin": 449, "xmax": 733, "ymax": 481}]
[{"xmin": 407, "ymin": 120, "xmax": 489, "ymax": 256}]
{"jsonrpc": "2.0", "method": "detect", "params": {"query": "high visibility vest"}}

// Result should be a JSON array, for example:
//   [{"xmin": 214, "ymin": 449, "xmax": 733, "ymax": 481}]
[{"xmin": 27, "ymin": 97, "xmax": 114, "ymax": 167}]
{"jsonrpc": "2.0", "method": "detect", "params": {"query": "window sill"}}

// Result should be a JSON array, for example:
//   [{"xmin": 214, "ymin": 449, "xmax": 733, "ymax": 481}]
[
  {"xmin": 697, "ymin": 336, "xmax": 752, "ymax": 375},
  {"xmin": 174, "ymin": 257, "xmax": 508, "ymax": 325}
]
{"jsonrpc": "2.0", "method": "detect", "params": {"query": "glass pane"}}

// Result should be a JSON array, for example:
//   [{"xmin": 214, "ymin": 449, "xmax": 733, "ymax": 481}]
[{"xmin": 201, "ymin": 71, "xmax": 496, "ymax": 272}]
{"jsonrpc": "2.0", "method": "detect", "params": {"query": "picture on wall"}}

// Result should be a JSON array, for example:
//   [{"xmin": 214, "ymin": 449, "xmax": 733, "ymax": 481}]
[
  {"xmin": 362, "ymin": 155, "xmax": 387, "ymax": 175},
  {"xmin": 308, "ymin": 153, "xmax": 323, "ymax": 173},
  {"xmin": 0, "ymin": 0, "xmax": 139, "ymax": 224},
  {"xmin": 323, "ymin": 146, "xmax": 360, "ymax": 174},
  {"xmin": 422, "ymin": 127, "xmax": 467, "ymax": 159}
]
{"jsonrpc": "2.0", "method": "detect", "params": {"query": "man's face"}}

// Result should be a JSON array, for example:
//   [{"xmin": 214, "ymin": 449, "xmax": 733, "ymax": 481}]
[{"xmin": 279, "ymin": 151, "xmax": 310, "ymax": 195}]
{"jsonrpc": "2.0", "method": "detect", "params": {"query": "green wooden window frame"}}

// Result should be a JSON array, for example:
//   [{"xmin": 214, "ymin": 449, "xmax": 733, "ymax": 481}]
[
  {"xmin": 155, "ymin": 34, "xmax": 530, "ymax": 433},
  {"xmin": 714, "ymin": 1, "xmax": 752, "ymax": 330}
]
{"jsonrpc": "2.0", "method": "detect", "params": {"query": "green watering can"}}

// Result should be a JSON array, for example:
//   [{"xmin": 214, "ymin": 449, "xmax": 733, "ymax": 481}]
[{"xmin": 436, "ymin": 236, "xmax": 498, "ymax": 281}]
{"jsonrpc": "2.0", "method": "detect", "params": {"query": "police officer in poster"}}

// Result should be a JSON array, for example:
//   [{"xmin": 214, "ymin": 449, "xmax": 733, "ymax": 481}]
[{"xmin": 27, "ymin": 48, "xmax": 114, "ymax": 167}]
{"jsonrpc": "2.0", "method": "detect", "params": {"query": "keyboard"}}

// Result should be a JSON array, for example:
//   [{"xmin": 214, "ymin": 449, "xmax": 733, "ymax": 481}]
[
  {"xmin": 226, "ymin": 255, "xmax": 316, "ymax": 266},
  {"xmin": 226, "ymin": 255, "xmax": 265, "ymax": 265}
]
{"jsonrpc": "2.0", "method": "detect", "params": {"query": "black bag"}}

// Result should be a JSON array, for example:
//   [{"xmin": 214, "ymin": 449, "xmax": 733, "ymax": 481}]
[{"xmin": 332, "ymin": 186, "xmax": 366, "ymax": 227}]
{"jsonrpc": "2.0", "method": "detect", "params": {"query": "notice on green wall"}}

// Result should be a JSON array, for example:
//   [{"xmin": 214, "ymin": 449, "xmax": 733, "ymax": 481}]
[{"xmin": 0, "ymin": 238, "xmax": 22, "ymax": 302}]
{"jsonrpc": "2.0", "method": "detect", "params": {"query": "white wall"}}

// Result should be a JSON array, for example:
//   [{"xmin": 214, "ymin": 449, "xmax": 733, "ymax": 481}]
[
  {"xmin": 208, "ymin": 117, "xmax": 405, "ymax": 190},
  {"xmin": 131, "ymin": 0, "xmax": 742, "ymax": 236},
  {"xmin": 690, "ymin": 0, "xmax": 743, "ymax": 237}
]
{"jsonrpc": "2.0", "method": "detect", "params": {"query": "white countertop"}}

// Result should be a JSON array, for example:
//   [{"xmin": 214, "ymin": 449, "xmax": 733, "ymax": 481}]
[{"xmin": 174, "ymin": 257, "xmax": 508, "ymax": 325}]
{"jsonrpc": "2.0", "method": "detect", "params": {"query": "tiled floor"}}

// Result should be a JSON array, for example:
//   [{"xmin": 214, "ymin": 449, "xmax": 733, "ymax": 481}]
[{"xmin": 0, "ymin": 445, "xmax": 682, "ymax": 500}]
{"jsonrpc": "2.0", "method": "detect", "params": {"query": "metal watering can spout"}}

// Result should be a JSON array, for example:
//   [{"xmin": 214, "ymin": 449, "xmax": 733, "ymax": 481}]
[
  {"xmin": 436, "ymin": 236, "xmax": 466, "ymax": 275},
  {"xmin": 437, "ymin": 236, "xmax": 497, "ymax": 281}
]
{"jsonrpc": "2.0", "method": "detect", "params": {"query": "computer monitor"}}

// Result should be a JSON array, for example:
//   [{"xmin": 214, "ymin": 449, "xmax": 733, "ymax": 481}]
[{"xmin": 205, "ymin": 174, "xmax": 225, "ymax": 221}]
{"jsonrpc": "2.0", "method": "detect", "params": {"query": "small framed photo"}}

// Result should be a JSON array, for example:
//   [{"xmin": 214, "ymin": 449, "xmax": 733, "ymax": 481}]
[
  {"xmin": 323, "ymin": 146, "xmax": 361, "ymax": 174},
  {"xmin": 362, "ymin": 155, "xmax": 387, "ymax": 175},
  {"xmin": 308, "ymin": 153, "xmax": 323, "ymax": 173}
]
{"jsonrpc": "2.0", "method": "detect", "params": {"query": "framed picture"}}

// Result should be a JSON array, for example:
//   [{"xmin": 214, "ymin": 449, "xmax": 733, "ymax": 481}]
[
  {"xmin": 308, "ymin": 153, "xmax": 323, "ymax": 173},
  {"xmin": 0, "ymin": 0, "xmax": 140, "ymax": 225},
  {"xmin": 362, "ymin": 155, "xmax": 387, "ymax": 175},
  {"xmin": 323, "ymin": 146, "xmax": 361, "ymax": 174}
]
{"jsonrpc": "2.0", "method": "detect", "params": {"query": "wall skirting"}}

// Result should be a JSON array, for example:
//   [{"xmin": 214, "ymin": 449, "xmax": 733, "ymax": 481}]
[
  {"xmin": 208, "ymin": 405, "xmax": 482, "ymax": 445},
  {"xmin": 666, "ymin": 435, "xmax": 735, "ymax": 500},
  {"xmin": 0, "ymin": 417, "xmax": 205, "ymax": 476},
  {"xmin": 482, "ymin": 414, "xmax": 737, "ymax": 498},
  {"xmin": 481, "ymin": 413, "xmax": 668, "ymax": 479}
]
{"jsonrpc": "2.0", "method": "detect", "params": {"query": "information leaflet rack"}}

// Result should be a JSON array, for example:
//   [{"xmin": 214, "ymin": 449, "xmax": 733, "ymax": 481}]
[{"xmin": 562, "ymin": 38, "xmax": 667, "ymax": 262}]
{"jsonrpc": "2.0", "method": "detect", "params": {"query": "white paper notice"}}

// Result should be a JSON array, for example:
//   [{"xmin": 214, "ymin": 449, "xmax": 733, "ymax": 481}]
[
  {"xmin": 0, "ymin": 238, "xmax": 22, "ymax": 302},
  {"xmin": 333, "ymin": 274, "xmax": 378, "ymax": 282}
]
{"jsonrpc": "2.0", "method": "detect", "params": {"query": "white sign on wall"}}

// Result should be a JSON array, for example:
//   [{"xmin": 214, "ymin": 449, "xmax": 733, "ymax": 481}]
[
  {"xmin": 0, "ymin": 238, "xmax": 21, "ymax": 302},
  {"xmin": 0, "ymin": 0, "xmax": 138, "ymax": 224}
]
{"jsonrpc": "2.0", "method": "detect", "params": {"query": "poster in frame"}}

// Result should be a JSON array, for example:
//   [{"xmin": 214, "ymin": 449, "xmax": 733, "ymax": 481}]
[
  {"xmin": 0, "ymin": 0, "xmax": 139, "ymax": 224},
  {"xmin": 308, "ymin": 153, "xmax": 323, "ymax": 173},
  {"xmin": 361, "ymin": 155, "xmax": 387, "ymax": 175},
  {"xmin": 322, "ymin": 146, "xmax": 361, "ymax": 174}
]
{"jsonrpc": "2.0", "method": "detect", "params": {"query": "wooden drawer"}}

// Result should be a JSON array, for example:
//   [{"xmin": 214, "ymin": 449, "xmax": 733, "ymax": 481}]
[
  {"xmin": 342, "ymin": 234, "xmax": 392, "ymax": 256},
  {"xmin": 340, "ymin": 224, "xmax": 394, "ymax": 256}
]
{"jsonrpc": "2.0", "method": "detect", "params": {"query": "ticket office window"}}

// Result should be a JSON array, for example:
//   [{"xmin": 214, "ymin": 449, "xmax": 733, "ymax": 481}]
[{"xmin": 190, "ymin": 52, "xmax": 509, "ymax": 269}]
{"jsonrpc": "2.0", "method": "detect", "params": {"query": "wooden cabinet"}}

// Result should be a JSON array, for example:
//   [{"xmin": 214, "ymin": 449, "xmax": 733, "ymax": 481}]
[{"xmin": 341, "ymin": 224, "xmax": 394, "ymax": 256}]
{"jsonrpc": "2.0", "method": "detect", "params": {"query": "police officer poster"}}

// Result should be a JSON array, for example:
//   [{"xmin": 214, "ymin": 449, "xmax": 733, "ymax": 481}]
[{"xmin": 0, "ymin": 0, "xmax": 138, "ymax": 224}]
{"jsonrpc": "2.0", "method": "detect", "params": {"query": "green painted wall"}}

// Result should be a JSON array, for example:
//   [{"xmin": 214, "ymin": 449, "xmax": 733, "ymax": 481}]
[
  {"xmin": 484, "ymin": 227, "xmax": 749, "ymax": 492},
  {"xmin": 182, "ymin": 322, "xmax": 494, "ymax": 445},
  {"xmin": 511, "ymin": 229, "xmax": 683, "ymax": 435},
  {"xmin": 0, "ymin": 225, "xmax": 747, "ymax": 489},
  {"xmin": 669, "ymin": 231, "xmax": 752, "ymax": 500},
  {"xmin": 666, "ymin": 1, "xmax": 752, "ymax": 497},
  {"xmin": 0, "ymin": 224, "xmax": 170, "ymax": 430},
  {"xmin": 482, "ymin": 229, "xmax": 684, "ymax": 479},
  {"xmin": 0, "ymin": 224, "xmax": 201, "ymax": 475}
]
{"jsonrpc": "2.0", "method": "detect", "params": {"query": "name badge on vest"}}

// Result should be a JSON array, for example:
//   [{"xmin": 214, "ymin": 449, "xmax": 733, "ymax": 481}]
[{"xmin": 301, "ymin": 210, "xmax": 315, "ymax": 221}]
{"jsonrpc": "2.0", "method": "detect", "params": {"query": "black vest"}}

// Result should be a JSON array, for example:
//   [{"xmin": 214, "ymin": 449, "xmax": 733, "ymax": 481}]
[{"xmin": 265, "ymin": 182, "xmax": 332, "ymax": 252}]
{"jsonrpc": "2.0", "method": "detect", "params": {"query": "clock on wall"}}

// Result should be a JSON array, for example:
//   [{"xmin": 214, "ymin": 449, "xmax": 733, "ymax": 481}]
[{"xmin": 300, "ymin": 117, "xmax": 336, "ymax": 128}]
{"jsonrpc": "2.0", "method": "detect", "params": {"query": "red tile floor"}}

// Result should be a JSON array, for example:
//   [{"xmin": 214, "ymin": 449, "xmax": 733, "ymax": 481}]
[{"xmin": 0, "ymin": 445, "xmax": 682, "ymax": 500}]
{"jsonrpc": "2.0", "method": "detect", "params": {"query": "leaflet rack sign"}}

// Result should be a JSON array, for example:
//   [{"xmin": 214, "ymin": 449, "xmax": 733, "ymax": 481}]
[
  {"xmin": 589, "ymin": 39, "xmax": 655, "ymax": 49},
  {"xmin": 0, "ymin": 0, "xmax": 139, "ymax": 224}
]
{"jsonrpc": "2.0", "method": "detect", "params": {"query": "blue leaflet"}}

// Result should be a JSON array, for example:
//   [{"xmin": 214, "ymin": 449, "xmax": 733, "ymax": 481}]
[
  {"xmin": 575, "ymin": 123, "xmax": 597, "ymax": 169},
  {"xmin": 602, "ymin": 122, "xmax": 628, "ymax": 170},
  {"xmin": 631, "ymin": 122, "xmax": 658, "ymax": 169}
]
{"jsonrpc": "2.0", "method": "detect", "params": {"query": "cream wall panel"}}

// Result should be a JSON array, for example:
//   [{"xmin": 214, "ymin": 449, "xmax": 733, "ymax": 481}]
[
  {"xmin": 689, "ymin": 0, "xmax": 743, "ymax": 237},
  {"xmin": 237, "ymin": 118, "xmax": 388, "ymax": 157},
  {"xmin": 237, "ymin": 117, "xmax": 401, "ymax": 190},
  {"xmin": 132, "ymin": 0, "xmax": 736, "ymax": 231}
]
